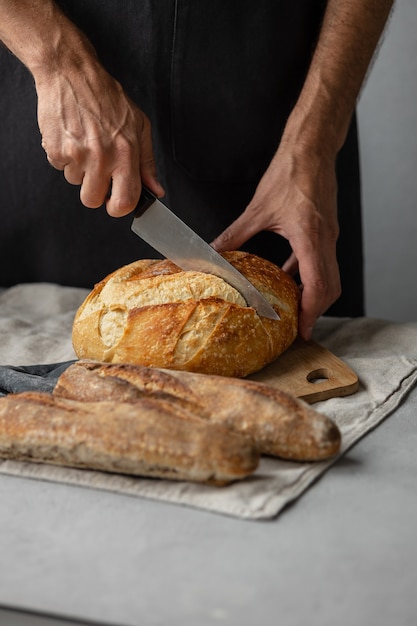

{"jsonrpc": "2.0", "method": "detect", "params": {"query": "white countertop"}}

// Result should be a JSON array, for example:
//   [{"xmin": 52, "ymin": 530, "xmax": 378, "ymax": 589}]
[
  {"xmin": 1, "ymin": 384, "xmax": 416, "ymax": 626},
  {"xmin": 1, "ymin": 284, "xmax": 416, "ymax": 626}
]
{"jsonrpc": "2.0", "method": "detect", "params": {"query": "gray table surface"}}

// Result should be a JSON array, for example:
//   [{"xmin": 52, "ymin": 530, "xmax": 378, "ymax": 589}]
[{"xmin": 1, "ymin": 385, "xmax": 417, "ymax": 626}]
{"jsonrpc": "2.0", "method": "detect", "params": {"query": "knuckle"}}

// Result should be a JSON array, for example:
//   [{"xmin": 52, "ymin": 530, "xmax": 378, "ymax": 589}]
[
  {"xmin": 324, "ymin": 215, "xmax": 340, "ymax": 241},
  {"xmin": 80, "ymin": 192, "xmax": 103, "ymax": 209},
  {"xmin": 141, "ymin": 153, "xmax": 156, "ymax": 170},
  {"xmin": 107, "ymin": 193, "xmax": 137, "ymax": 217},
  {"xmin": 313, "ymin": 277, "xmax": 329, "ymax": 295},
  {"xmin": 45, "ymin": 144, "xmax": 64, "ymax": 164},
  {"xmin": 62, "ymin": 144, "xmax": 83, "ymax": 165},
  {"xmin": 114, "ymin": 140, "xmax": 136, "ymax": 166},
  {"xmin": 216, "ymin": 227, "xmax": 235, "ymax": 248},
  {"xmin": 313, "ymin": 276, "xmax": 341, "ymax": 308},
  {"xmin": 88, "ymin": 149, "xmax": 108, "ymax": 172},
  {"xmin": 64, "ymin": 170, "xmax": 81, "ymax": 186}
]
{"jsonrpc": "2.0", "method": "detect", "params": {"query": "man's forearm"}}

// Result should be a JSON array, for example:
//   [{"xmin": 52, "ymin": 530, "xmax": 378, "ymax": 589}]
[
  {"xmin": 0, "ymin": 0, "xmax": 96, "ymax": 77},
  {"xmin": 283, "ymin": 0, "xmax": 394, "ymax": 154},
  {"xmin": 0, "ymin": 0, "xmax": 163, "ymax": 216}
]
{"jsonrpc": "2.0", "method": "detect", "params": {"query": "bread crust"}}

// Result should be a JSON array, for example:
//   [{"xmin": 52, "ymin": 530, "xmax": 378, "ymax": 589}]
[
  {"xmin": 54, "ymin": 360, "xmax": 341, "ymax": 461},
  {"xmin": 0, "ymin": 391, "xmax": 259, "ymax": 484},
  {"xmin": 72, "ymin": 252, "xmax": 300, "ymax": 377}
]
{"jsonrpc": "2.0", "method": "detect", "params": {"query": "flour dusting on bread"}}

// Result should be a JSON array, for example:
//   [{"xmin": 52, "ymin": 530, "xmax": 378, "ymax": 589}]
[{"xmin": 72, "ymin": 252, "xmax": 300, "ymax": 377}]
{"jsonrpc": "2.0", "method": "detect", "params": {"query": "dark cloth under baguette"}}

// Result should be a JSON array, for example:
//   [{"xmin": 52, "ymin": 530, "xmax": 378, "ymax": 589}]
[{"xmin": 0, "ymin": 362, "xmax": 74, "ymax": 397}]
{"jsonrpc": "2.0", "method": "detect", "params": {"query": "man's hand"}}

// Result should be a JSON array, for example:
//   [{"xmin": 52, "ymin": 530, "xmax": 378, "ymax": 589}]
[
  {"xmin": 212, "ymin": 140, "xmax": 341, "ymax": 341},
  {"xmin": 214, "ymin": 0, "xmax": 394, "ymax": 340},
  {"xmin": 35, "ymin": 60, "xmax": 164, "ymax": 216},
  {"xmin": 0, "ymin": 0, "xmax": 164, "ymax": 216}
]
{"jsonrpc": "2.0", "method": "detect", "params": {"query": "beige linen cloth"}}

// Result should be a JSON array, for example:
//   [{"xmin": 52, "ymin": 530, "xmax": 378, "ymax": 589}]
[{"xmin": 1, "ymin": 283, "xmax": 416, "ymax": 520}]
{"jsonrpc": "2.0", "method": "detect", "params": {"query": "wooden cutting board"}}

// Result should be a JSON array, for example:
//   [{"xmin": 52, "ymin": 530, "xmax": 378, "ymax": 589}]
[{"xmin": 250, "ymin": 338, "xmax": 359, "ymax": 404}]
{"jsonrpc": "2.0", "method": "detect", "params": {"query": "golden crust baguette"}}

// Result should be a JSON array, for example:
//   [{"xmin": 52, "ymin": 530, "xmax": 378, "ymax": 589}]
[
  {"xmin": 0, "ymin": 391, "xmax": 259, "ymax": 484},
  {"xmin": 54, "ymin": 360, "xmax": 341, "ymax": 461},
  {"xmin": 71, "ymin": 251, "xmax": 300, "ymax": 378}
]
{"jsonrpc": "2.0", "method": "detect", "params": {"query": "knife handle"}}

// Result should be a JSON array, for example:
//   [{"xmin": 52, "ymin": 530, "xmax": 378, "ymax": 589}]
[{"xmin": 134, "ymin": 186, "xmax": 157, "ymax": 218}]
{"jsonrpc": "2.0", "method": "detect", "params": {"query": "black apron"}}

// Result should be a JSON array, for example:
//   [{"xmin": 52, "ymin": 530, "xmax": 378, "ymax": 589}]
[{"xmin": 0, "ymin": 0, "xmax": 363, "ymax": 316}]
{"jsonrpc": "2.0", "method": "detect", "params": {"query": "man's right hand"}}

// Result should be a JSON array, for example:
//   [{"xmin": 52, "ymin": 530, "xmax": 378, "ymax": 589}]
[
  {"xmin": 35, "ymin": 59, "xmax": 164, "ymax": 217},
  {"xmin": 0, "ymin": 0, "xmax": 164, "ymax": 216}
]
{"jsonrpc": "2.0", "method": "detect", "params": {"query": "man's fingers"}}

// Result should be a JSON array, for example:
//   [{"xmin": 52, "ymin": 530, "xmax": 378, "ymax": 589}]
[
  {"xmin": 104, "ymin": 168, "xmax": 141, "ymax": 217},
  {"xmin": 281, "ymin": 252, "xmax": 299, "ymax": 276},
  {"xmin": 280, "ymin": 251, "xmax": 337, "ymax": 341},
  {"xmin": 80, "ymin": 165, "xmax": 112, "ymax": 209},
  {"xmin": 106, "ymin": 120, "xmax": 166, "ymax": 214},
  {"xmin": 138, "ymin": 117, "xmax": 165, "ymax": 198},
  {"xmin": 297, "ymin": 286, "xmax": 322, "ymax": 341},
  {"xmin": 43, "ymin": 139, "xmax": 67, "ymax": 172},
  {"xmin": 296, "ymin": 250, "xmax": 341, "ymax": 341},
  {"xmin": 103, "ymin": 115, "xmax": 164, "ymax": 216},
  {"xmin": 211, "ymin": 211, "xmax": 259, "ymax": 252},
  {"xmin": 46, "ymin": 156, "xmax": 67, "ymax": 171},
  {"xmin": 63, "ymin": 162, "xmax": 85, "ymax": 187}
]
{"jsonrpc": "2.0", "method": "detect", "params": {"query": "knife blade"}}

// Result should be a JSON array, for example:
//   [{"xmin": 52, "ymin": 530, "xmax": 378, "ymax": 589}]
[{"xmin": 131, "ymin": 187, "xmax": 280, "ymax": 320}]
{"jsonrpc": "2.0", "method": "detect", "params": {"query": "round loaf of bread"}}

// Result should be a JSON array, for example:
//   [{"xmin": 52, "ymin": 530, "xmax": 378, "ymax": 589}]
[{"xmin": 72, "ymin": 251, "xmax": 300, "ymax": 377}]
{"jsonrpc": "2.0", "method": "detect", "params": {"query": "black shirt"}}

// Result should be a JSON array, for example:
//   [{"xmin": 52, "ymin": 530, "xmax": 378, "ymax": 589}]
[{"xmin": 0, "ymin": 1, "xmax": 363, "ymax": 315}]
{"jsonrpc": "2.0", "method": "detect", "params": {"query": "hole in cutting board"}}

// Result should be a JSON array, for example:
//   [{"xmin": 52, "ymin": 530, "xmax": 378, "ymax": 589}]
[{"xmin": 306, "ymin": 368, "xmax": 331, "ymax": 385}]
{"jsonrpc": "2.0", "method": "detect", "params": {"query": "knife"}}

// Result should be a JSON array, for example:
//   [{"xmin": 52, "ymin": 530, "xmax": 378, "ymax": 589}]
[{"xmin": 131, "ymin": 187, "xmax": 280, "ymax": 320}]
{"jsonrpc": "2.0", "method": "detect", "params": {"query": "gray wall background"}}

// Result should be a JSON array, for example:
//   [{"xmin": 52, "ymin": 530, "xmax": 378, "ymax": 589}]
[{"xmin": 358, "ymin": 0, "xmax": 417, "ymax": 322}]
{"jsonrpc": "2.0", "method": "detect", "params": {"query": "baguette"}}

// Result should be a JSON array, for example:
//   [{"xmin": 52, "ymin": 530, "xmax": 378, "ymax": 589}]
[
  {"xmin": 0, "ymin": 391, "xmax": 259, "ymax": 484},
  {"xmin": 54, "ymin": 360, "xmax": 341, "ymax": 461}
]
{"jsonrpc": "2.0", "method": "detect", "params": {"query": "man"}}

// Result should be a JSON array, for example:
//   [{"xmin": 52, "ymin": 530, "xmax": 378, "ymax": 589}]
[{"xmin": 0, "ymin": 0, "xmax": 393, "ymax": 339}]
